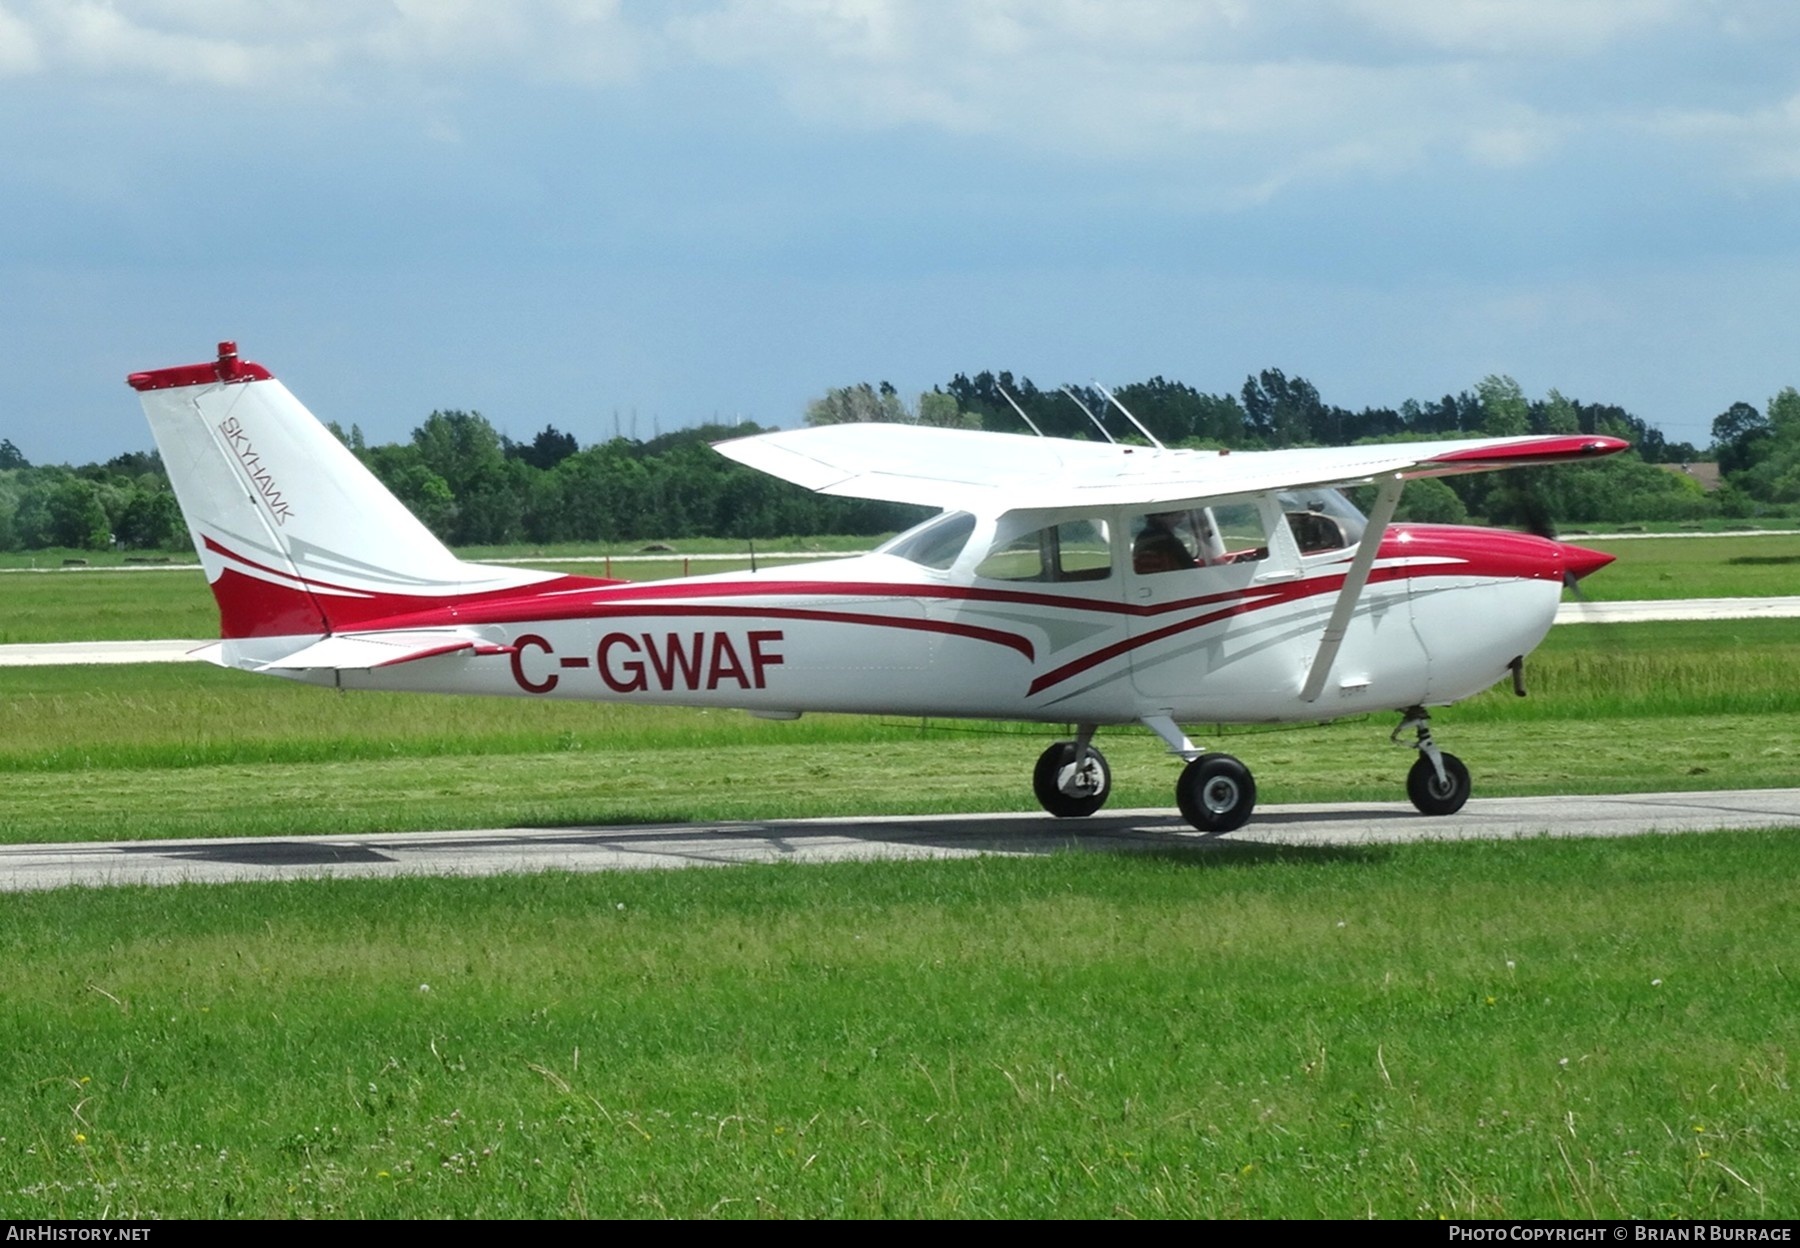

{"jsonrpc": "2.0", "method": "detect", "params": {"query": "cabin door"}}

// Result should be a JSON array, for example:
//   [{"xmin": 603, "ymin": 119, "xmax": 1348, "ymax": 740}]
[{"xmin": 1124, "ymin": 498, "xmax": 1304, "ymax": 714}]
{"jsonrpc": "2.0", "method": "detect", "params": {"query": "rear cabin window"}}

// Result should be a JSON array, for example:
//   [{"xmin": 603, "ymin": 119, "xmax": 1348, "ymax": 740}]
[
  {"xmin": 880, "ymin": 511, "xmax": 975, "ymax": 571},
  {"xmin": 975, "ymin": 518, "xmax": 1113, "ymax": 583}
]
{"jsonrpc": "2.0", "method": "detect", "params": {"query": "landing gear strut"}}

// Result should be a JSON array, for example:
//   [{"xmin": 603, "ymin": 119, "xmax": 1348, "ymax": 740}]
[
  {"xmin": 1033, "ymin": 727, "xmax": 1111, "ymax": 818},
  {"xmin": 1394, "ymin": 707, "xmax": 1471, "ymax": 816}
]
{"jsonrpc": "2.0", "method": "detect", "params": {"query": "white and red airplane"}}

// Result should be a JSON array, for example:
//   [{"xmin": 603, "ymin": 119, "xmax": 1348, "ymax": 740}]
[{"xmin": 132, "ymin": 342, "xmax": 1624, "ymax": 832}]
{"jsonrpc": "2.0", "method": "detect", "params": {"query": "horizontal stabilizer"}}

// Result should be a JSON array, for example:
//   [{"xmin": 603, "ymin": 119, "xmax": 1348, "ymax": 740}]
[
  {"xmin": 188, "ymin": 642, "xmax": 229, "ymax": 668},
  {"xmin": 256, "ymin": 630, "xmax": 508, "ymax": 673}
]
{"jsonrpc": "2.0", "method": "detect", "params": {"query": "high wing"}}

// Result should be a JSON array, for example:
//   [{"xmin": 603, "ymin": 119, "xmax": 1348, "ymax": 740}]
[{"xmin": 713, "ymin": 424, "xmax": 1630, "ymax": 511}]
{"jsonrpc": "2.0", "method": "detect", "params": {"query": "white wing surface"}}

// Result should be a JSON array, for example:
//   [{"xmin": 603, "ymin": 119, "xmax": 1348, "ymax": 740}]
[{"xmin": 714, "ymin": 425, "xmax": 1630, "ymax": 512}]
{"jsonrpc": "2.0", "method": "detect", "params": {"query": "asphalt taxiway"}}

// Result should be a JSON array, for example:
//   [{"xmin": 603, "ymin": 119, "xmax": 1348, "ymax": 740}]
[{"xmin": 3, "ymin": 788, "xmax": 1796, "ymax": 894}]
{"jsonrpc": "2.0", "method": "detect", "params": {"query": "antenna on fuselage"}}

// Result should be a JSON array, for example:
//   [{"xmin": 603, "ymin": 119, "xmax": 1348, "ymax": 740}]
[
  {"xmin": 994, "ymin": 384, "xmax": 1046, "ymax": 437},
  {"xmin": 1092, "ymin": 380, "xmax": 1165, "ymax": 450},
  {"xmin": 1059, "ymin": 385, "xmax": 1116, "ymax": 443}
]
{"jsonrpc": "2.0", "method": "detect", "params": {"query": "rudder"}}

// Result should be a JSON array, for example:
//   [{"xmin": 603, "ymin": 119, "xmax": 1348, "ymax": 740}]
[{"xmin": 131, "ymin": 342, "xmax": 555, "ymax": 643}]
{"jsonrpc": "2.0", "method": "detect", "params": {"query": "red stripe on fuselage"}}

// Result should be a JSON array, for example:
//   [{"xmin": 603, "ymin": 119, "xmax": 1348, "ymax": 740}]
[
  {"xmin": 200, "ymin": 526, "xmax": 1565, "ymax": 680},
  {"xmin": 200, "ymin": 534, "xmax": 624, "ymax": 637}
]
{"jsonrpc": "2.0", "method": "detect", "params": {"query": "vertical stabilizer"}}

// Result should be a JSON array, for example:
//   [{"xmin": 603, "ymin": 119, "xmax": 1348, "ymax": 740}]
[{"xmin": 131, "ymin": 342, "xmax": 556, "ymax": 643}]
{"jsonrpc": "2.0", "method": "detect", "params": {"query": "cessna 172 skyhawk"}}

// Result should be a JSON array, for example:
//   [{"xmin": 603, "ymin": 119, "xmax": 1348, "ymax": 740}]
[{"xmin": 131, "ymin": 343, "xmax": 1624, "ymax": 833}]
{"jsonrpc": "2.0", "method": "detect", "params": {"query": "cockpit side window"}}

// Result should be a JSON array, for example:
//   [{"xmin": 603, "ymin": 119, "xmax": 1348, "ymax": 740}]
[
  {"xmin": 1131, "ymin": 504, "xmax": 1269, "ymax": 575},
  {"xmin": 974, "ymin": 517, "xmax": 1113, "ymax": 583}
]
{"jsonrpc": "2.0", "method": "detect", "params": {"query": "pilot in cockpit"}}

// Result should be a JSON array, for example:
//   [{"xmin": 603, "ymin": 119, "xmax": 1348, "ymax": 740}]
[{"xmin": 1131, "ymin": 512, "xmax": 1196, "ymax": 574}]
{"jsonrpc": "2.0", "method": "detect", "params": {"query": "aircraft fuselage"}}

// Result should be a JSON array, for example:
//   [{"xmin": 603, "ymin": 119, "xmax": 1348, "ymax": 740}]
[{"xmin": 235, "ymin": 518, "xmax": 1586, "ymax": 728}]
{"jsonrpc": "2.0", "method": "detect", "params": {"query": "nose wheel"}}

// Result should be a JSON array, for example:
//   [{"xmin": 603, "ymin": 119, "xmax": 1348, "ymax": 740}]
[
  {"xmin": 1395, "ymin": 707, "xmax": 1471, "ymax": 816},
  {"xmin": 1407, "ymin": 752, "xmax": 1470, "ymax": 815}
]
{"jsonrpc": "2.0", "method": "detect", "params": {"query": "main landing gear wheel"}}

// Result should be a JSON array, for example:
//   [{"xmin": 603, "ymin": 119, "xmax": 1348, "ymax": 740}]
[
  {"xmin": 1407, "ymin": 752, "xmax": 1471, "ymax": 816},
  {"xmin": 1176, "ymin": 754, "xmax": 1256, "ymax": 833},
  {"xmin": 1033, "ymin": 741, "xmax": 1111, "ymax": 818}
]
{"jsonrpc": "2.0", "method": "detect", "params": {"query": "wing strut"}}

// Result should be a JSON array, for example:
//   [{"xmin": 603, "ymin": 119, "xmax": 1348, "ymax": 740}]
[{"xmin": 1300, "ymin": 474, "xmax": 1404, "ymax": 704}]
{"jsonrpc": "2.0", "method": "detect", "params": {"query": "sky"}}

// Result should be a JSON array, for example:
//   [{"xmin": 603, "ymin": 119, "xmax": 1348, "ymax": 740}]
[{"xmin": 3, "ymin": 0, "xmax": 1799, "ymax": 465}]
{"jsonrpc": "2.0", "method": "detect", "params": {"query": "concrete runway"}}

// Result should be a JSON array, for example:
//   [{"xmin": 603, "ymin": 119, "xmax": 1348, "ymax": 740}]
[
  {"xmin": 4, "ymin": 788, "xmax": 1796, "ymax": 894},
  {"xmin": 0, "ymin": 638, "xmax": 209, "ymax": 665},
  {"xmin": 1553, "ymin": 596, "xmax": 1800, "ymax": 623}
]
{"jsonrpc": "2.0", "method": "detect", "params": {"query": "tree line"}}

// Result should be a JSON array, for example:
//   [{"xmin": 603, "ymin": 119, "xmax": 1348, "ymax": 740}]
[{"xmin": 3, "ymin": 370, "xmax": 1798, "ymax": 553}]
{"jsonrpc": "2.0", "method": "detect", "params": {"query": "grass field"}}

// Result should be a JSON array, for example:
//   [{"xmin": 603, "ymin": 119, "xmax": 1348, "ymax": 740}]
[
  {"xmin": 3, "ymin": 534, "xmax": 1796, "ymax": 1219},
  {"xmin": 1, "ymin": 619, "xmax": 1795, "ymax": 844},
  {"xmin": 2, "ymin": 834, "xmax": 1796, "ymax": 1219},
  {"xmin": 1573, "ymin": 533, "xmax": 1800, "ymax": 601}
]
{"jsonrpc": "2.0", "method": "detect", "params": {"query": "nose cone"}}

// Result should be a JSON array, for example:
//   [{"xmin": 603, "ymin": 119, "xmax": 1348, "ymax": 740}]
[{"xmin": 1559, "ymin": 542, "xmax": 1615, "ymax": 584}]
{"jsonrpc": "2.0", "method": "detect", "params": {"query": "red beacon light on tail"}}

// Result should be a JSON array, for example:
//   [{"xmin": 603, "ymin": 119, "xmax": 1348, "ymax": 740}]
[{"xmin": 127, "ymin": 341, "xmax": 270, "ymax": 393}]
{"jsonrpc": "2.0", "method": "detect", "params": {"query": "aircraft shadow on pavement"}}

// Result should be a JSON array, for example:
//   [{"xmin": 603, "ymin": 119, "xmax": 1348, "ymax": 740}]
[
  {"xmin": 118, "ymin": 841, "xmax": 397, "ymax": 867},
  {"xmin": 501, "ymin": 811, "xmax": 1393, "ymax": 868},
  {"xmin": 101, "ymin": 809, "xmax": 1411, "ymax": 875}
]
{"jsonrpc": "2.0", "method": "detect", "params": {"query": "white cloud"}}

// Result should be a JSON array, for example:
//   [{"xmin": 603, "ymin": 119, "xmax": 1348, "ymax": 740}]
[
  {"xmin": 0, "ymin": 3, "xmax": 43, "ymax": 76},
  {"xmin": 4, "ymin": 1, "xmax": 1795, "ymax": 195},
  {"xmin": 666, "ymin": 1, "xmax": 1593, "ymax": 200},
  {"xmin": 1341, "ymin": 0, "xmax": 1686, "ymax": 56},
  {"xmin": 1653, "ymin": 91, "xmax": 1800, "ymax": 181},
  {"xmin": 1, "ymin": 0, "xmax": 642, "ymax": 92},
  {"xmin": 1464, "ymin": 121, "xmax": 1560, "ymax": 170},
  {"xmin": 660, "ymin": 1, "xmax": 1800, "ymax": 201},
  {"xmin": 54, "ymin": 1, "xmax": 268, "ymax": 87}
]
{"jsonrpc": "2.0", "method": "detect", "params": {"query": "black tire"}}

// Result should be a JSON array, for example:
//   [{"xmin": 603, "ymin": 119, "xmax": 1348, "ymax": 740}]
[
  {"xmin": 1407, "ymin": 752, "xmax": 1471, "ymax": 816},
  {"xmin": 1176, "ymin": 754, "xmax": 1256, "ymax": 833},
  {"xmin": 1032, "ymin": 741, "xmax": 1111, "ymax": 818}
]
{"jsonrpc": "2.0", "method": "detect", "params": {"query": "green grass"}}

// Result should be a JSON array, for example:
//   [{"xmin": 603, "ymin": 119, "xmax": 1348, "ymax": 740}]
[
  {"xmin": 1, "ymin": 621, "xmax": 1795, "ymax": 844},
  {"xmin": 2, "ymin": 550, "xmax": 1795, "ymax": 1219},
  {"xmin": 0, "ymin": 547, "xmax": 197, "ymax": 571},
  {"xmin": 0, "ymin": 567, "xmax": 216, "ymax": 644},
  {"xmin": 1468, "ymin": 618, "xmax": 1800, "ymax": 719},
  {"xmin": 1573, "ymin": 533, "xmax": 1800, "ymax": 601},
  {"xmin": 1561, "ymin": 517, "xmax": 1800, "ymax": 535},
  {"xmin": 1, "ymin": 837, "xmax": 1794, "ymax": 1218}
]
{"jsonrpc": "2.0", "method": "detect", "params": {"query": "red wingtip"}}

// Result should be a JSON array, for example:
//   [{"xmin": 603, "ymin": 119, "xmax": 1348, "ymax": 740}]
[{"xmin": 1428, "ymin": 435, "xmax": 1631, "ymax": 467}]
